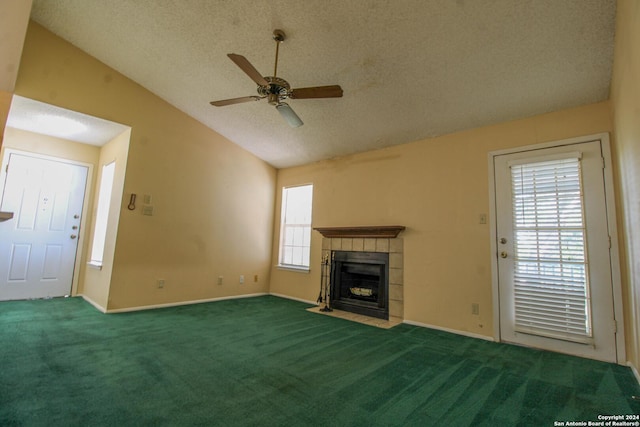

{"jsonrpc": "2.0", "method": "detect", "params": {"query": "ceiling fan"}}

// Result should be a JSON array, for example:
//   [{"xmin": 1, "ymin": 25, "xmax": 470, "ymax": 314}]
[{"xmin": 210, "ymin": 29, "xmax": 343, "ymax": 128}]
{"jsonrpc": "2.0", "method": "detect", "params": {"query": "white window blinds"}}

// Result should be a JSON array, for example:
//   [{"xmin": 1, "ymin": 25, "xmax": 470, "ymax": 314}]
[{"xmin": 510, "ymin": 156, "xmax": 593, "ymax": 344}]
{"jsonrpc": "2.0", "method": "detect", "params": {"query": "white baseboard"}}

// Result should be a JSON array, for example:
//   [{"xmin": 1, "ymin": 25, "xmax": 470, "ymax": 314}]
[
  {"xmin": 403, "ymin": 319, "xmax": 495, "ymax": 342},
  {"xmin": 79, "ymin": 294, "xmax": 107, "ymax": 313},
  {"xmin": 628, "ymin": 362, "xmax": 640, "ymax": 385},
  {"xmin": 269, "ymin": 292, "xmax": 317, "ymax": 305},
  {"xmin": 103, "ymin": 293, "xmax": 268, "ymax": 314}
]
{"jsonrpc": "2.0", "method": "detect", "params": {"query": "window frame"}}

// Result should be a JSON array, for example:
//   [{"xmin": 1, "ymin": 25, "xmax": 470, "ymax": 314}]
[
  {"xmin": 88, "ymin": 161, "xmax": 116, "ymax": 268},
  {"xmin": 278, "ymin": 184, "xmax": 313, "ymax": 272}
]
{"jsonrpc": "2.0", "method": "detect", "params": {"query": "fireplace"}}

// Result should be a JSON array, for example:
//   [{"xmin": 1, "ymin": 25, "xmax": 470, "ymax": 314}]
[
  {"xmin": 331, "ymin": 251, "xmax": 389, "ymax": 320},
  {"xmin": 315, "ymin": 226, "xmax": 405, "ymax": 321}
]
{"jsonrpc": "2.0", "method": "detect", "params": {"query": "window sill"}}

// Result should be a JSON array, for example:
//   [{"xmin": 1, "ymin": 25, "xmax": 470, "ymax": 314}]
[
  {"xmin": 87, "ymin": 261, "xmax": 103, "ymax": 270},
  {"xmin": 277, "ymin": 265, "xmax": 310, "ymax": 273}
]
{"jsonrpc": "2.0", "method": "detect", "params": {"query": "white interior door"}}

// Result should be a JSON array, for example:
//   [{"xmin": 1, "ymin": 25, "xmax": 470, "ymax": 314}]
[
  {"xmin": 494, "ymin": 140, "xmax": 619, "ymax": 362},
  {"xmin": 0, "ymin": 152, "xmax": 88, "ymax": 300}
]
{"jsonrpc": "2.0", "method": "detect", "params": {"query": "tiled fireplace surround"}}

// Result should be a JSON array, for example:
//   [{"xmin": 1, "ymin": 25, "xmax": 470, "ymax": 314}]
[{"xmin": 318, "ymin": 228, "xmax": 404, "ymax": 322}]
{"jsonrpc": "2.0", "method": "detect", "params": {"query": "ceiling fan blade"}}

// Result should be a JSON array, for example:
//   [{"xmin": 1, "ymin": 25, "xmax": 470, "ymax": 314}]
[
  {"xmin": 276, "ymin": 103, "xmax": 303, "ymax": 128},
  {"xmin": 227, "ymin": 54, "xmax": 269, "ymax": 87},
  {"xmin": 210, "ymin": 96, "xmax": 263, "ymax": 107},
  {"xmin": 290, "ymin": 85, "xmax": 343, "ymax": 99}
]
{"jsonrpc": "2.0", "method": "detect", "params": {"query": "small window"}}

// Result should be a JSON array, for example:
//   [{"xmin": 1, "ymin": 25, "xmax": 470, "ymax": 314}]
[
  {"xmin": 279, "ymin": 184, "xmax": 313, "ymax": 269},
  {"xmin": 90, "ymin": 161, "xmax": 115, "ymax": 266}
]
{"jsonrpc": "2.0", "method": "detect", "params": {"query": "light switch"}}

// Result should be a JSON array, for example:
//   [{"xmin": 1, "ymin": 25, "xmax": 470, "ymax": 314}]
[
  {"xmin": 142, "ymin": 205, "xmax": 154, "ymax": 216},
  {"xmin": 143, "ymin": 194, "xmax": 152, "ymax": 204}
]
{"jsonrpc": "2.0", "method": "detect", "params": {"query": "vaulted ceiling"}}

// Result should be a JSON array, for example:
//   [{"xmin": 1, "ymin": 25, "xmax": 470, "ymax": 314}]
[{"xmin": 29, "ymin": 0, "xmax": 616, "ymax": 168}]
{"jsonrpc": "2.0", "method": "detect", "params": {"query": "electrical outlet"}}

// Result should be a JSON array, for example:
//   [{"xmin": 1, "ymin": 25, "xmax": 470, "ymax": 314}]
[
  {"xmin": 157, "ymin": 279, "xmax": 165, "ymax": 289},
  {"xmin": 217, "ymin": 276, "xmax": 223, "ymax": 286},
  {"xmin": 478, "ymin": 214, "xmax": 487, "ymax": 224},
  {"xmin": 239, "ymin": 275, "xmax": 245, "ymax": 284},
  {"xmin": 471, "ymin": 303, "xmax": 479, "ymax": 315}
]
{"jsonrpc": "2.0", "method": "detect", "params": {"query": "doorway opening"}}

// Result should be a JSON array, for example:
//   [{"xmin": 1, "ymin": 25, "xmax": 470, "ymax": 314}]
[{"xmin": 0, "ymin": 96, "xmax": 130, "ymax": 302}]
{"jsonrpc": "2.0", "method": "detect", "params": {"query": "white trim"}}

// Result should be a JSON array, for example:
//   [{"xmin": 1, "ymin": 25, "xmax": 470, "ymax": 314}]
[
  {"xmin": 488, "ymin": 153, "xmax": 501, "ymax": 341},
  {"xmin": 104, "ymin": 293, "xmax": 268, "ymax": 314},
  {"xmin": 488, "ymin": 132, "xmax": 626, "ymax": 364},
  {"xmin": 506, "ymin": 151, "xmax": 582, "ymax": 166},
  {"xmin": 80, "ymin": 294, "xmax": 107, "ymax": 313},
  {"xmin": 86, "ymin": 261, "xmax": 103, "ymax": 270},
  {"xmin": 269, "ymin": 292, "xmax": 317, "ymax": 305},
  {"xmin": 403, "ymin": 319, "xmax": 495, "ymax": 342},
  {"xmin": 489, "ymin": 133, "xmax": 607, "ymax": 157},
  {"xmin": 628, "ymin": 362, "xmax": 640, "ymax": 386},
  {"xmin": 276, "ymin": 265, "xmax": 311, "ymax": 273},
  {"xmin": 278, "ymin": 184, "xmax": 313, "ymax": 268},
  {"xmin": 600, "ymin": 136, "xmax": 627, "ymax": 364}
]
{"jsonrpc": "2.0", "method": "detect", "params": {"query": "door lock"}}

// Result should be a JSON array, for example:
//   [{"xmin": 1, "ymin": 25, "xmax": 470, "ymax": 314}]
[{"xmin": 499, "ymin": 237, "xmax": 507, "ymax": 244}]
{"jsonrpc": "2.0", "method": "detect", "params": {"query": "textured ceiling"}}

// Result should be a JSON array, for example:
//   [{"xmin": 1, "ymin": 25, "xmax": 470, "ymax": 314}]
[
  {"xmin": 8, "ymin": 95, "xmax": 129, "ymax": 146},
  {"xmin": 29, "ymin": 0, "xmax": 616, "ymax": 168}
]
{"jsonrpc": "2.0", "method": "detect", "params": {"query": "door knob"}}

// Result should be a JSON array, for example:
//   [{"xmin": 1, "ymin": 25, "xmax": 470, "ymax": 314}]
[
  {"xmin": 70, "ymin": 234, "xmax": 77, "ymax": 239},
  {"xmin": 500, "ymin": 251, "xmax": 508, "ymax": 258}
]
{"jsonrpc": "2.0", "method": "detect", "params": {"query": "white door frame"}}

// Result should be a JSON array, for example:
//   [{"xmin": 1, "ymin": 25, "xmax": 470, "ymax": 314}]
[
  {"xmin": 0, "ymin": 148, "xmax": 94, "ymax": 297},
  {"xmin": 488, "ymin": 133, "xmax": 626, "ymax": 364}
]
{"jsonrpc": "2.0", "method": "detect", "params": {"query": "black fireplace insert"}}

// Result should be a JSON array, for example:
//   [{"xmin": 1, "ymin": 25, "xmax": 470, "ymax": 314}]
[{"xmin": 330, "ymin": 251, "xmax": 389, "ymax": 319}]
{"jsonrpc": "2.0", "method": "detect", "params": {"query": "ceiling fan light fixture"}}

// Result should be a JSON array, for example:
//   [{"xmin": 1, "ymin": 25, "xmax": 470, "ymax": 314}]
[
  {"xmin": 267, "ymin": 93, "xmax": 280, "ymax": 105},
  {"xmin": 276, "ymin": 102, "xmax": 303, "ymax": 128}
]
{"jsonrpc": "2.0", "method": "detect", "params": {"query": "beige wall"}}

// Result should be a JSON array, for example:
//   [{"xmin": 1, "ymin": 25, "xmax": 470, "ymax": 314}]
[
  {"xmin": 0, "ymin": 91, "xmax": 12, "ymax": 148},
  {"xmin": 611, "ymin": 0, "xmax": 640, "ymax": 374},
  {"xmin": 2, "ymin": 127, "xmax": 100, "ymax": 165},
  {"xmin": 0, "ymin": 1, "xmax": 32, "ymax": 149},
  {"xmin": 270, "ymin": 101, "xmax": 613, "ymax": 338},
  {"xmin": 0, "ymin": 1, "xmax": 31, "ymax": 93},
  {"xmin": 16, "ymin": 22, "xmax": 277, "ymax": 310}
]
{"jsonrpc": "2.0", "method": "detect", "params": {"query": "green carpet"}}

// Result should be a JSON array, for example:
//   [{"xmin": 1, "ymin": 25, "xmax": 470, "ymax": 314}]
[{"xmin": 0, "ymin": 295, "xmax": 638, "ymax": 426}]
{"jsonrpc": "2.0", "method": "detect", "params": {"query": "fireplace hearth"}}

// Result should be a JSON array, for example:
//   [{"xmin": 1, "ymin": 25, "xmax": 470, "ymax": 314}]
[{"xmin": 331, "ymin": 251, "xmax": 389, "ymax": 320}]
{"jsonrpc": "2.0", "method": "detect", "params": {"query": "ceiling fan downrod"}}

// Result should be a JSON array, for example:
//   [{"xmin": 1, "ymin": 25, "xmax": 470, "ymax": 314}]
[{"xmin": 272, "ymin": 29, "xmax": 285, "ymax": 78}]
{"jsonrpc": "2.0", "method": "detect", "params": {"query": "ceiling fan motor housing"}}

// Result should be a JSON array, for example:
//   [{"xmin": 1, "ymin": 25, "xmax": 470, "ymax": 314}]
[{"xmin": 258, "ymin": 77, "xmax": 291, "ymax": 104}]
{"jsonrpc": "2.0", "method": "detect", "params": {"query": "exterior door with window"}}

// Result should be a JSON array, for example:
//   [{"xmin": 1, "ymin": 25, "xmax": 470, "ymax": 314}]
[
  {"xmin": 0, "ymin": 152, "xmax": 88, "ymax": 301},
  {"xmin": 494, "ymin": 139, "xmax": 618, "ymax": 362}
]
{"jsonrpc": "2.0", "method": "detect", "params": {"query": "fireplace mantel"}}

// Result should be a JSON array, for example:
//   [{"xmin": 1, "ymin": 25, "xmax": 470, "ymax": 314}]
[{"xmin": 313, "ymin": 225, "xmax": 405, "ymax": 238}]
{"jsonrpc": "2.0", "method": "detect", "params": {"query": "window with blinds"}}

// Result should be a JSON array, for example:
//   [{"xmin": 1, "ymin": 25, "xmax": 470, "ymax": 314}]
[{"xmin": 510, "ymin": 156, "xmax": 593, "ymax": 344}]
